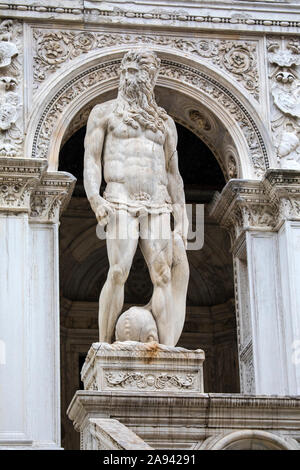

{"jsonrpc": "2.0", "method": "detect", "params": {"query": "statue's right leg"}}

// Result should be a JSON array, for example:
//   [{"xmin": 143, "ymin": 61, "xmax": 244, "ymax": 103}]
[{"xmin": 98, "ymin": 209, "xmax": 139, "ymax": 343}]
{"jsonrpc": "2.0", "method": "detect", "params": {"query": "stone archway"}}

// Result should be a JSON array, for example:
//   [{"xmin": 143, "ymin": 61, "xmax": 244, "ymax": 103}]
[
  {"xmin": 23, "ymin": 47, "xmax": 276, "ymax": 448},
  {"xmin": 58, "ymin": 120, "xmax": 238, "ymax": 449},
  {"xmin": 203, "ymin": 430, "xmax": 299, "ymax": 450},
  {"xmin": 25, "ymin": 47, "xmax": 275, "ymax": 179}
]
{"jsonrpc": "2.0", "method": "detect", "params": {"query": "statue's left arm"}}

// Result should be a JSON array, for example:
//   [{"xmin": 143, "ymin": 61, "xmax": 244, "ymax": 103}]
[{"xmin": 165, "ymin": 116, "xmax": 189, "ymax": 248}]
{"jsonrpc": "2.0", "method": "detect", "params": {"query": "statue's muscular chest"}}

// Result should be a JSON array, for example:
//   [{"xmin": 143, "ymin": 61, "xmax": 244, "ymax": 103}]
[
  {"xmin": 103, "ymin": 114, "xmax": 168, "ymax": 195},
  {"xmin": 106, "ymin": 114, "xmax": 165, "ymax": 146}
]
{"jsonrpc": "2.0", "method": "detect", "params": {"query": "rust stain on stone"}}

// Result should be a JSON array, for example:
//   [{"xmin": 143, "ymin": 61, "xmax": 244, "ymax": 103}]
[{"xmin": 143, "ymin": 342, "xmax": 160, "ymax": 364}]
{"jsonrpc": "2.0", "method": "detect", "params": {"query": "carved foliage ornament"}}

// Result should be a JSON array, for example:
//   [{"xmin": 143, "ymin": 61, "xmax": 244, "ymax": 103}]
[
  {"xmin": 268, "ymin": 36, "xmax": 300, "ymax": 170},
  {"xmin": 29, "ymin": 176, "xmax": 75, "ymax": 223},
  {"xmin": 32, "ymin": 60, "xmax": 267, "ymax": 178},
  {"xmin": 0, "ymin": 160, "xmax": 46, "ymax": 211},
  {"xmin": 0, "ymin": 19, "xmax": 23, "ymax": 158},
  {"xmin": 105, "ymin": 371, "xmax": 196, "ymax": 390},
  {"xmin": 279, "ymin": 197, "xmax": 300, "ymax": 220},
  {"xmin": 0, "ymin": 179, "xmax": 34, "ymax": 209},
  {"xmin": 32, "ymin": 29, "xmax": 260, "ymax": 100},
  {"xmin": 30, "ymin": 190, "xmax": 67, "ymax": 222}
]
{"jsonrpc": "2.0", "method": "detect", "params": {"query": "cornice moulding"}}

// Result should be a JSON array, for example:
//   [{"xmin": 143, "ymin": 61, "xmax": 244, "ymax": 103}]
[{"xmin": 1, "ymin": 1, "xmax": 300, "ymax": 33}]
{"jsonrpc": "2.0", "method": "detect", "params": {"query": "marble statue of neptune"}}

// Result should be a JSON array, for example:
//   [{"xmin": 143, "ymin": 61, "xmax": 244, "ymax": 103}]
[{"xmin": 84, "ymin": 50, "xmax": 189, "ymax": 346}]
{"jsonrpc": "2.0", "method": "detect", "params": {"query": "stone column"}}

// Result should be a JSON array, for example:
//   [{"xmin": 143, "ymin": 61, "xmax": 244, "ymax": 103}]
[
  {"xmin": 210, "ymin": 170, "xmax": 300, "ymax": 395},
  {"xmin": 0, "ymin": 158, "xmax": 75, "ymax": 449},
  {"xmin": 267, "ymin": 170, "xmax": 300, "ymax": 395}
]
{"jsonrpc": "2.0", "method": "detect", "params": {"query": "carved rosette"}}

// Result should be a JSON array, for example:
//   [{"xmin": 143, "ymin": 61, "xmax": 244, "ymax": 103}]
[
  {"xmin": 31, "ymin": 59, "xmax": 267, "ymax": 178},
  {"xmin": 267, "ymin": 36, "xmax": 300, "ymax": 170},
  {"xmin": 0, "ymin": 19, "xmax": 23, "ymax": 158},
  {"xmin": 32, "ymin": 28, "xmax": 260, "ymax": 100},
  {"xmin": 30, "ymin": 172, "xmax": 76, "ymax": 223}
]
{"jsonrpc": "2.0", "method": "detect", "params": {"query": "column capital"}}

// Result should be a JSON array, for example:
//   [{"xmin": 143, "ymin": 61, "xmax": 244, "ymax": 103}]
[
  {"xmin": 0, "ymin": 158, "xmax": 47, "ymax": 213},
  {"xmin": 0, "ymin": 158, "xmax": 76, "ymax": 221},
  {"xmin": 209, "ymin": 170, "xmax": 300, "ymax": 245},
  {"xmin": 265, "ymin": 169, "xmax": 300, "ymax": 223},
  {"xmin": 29, "ymin": 171, "xmax": 76, "ymax": 223}
]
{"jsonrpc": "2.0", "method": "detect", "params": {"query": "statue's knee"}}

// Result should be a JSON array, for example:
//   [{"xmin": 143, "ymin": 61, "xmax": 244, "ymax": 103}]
[
  {"xmin": 109, "ymin": 264, "xmax": 128, "ymax": 285},
  {"xmin": 152, "ymin": 264, "xmax": 171, "ymax": 287}
]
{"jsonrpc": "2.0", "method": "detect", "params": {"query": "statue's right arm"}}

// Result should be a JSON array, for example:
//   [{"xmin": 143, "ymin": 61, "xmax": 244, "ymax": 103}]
[{"xmin": 83, "ymin": 103, "xmax": 113, "ymax": 224}]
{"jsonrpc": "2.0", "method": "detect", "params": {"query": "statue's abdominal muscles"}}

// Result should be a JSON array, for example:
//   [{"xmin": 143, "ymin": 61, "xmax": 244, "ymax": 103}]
[{"xmin": 103, "ymin": 116, "xmax": 169, "ymax": 205}]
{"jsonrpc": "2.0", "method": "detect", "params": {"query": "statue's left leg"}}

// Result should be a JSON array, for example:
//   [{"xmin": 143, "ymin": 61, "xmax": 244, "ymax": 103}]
[{"xmin": 139, "ymin": 213, "xmax": 174, "ymax": 346}]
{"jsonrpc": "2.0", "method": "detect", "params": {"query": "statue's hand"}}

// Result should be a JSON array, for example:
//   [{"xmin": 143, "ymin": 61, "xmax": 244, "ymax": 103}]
[
  {"xmin": 89, "ymin": 195, "xmax": 115, "ymax": 226},
  {"xmin": 172, "ymin": 204, "xmax": 188, "ymax": 249},
  {"xmin": 174, "ymin": 222, "xmax": 188, "ymax": 249}
]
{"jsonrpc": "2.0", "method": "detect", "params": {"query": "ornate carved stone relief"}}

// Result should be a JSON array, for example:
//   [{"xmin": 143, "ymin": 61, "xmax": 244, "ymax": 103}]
[
  {"xmin": 3, "ymin": 2, "xmax": 300, "ymax": 33},
  {"xmin": 29, "ymin": 172, "xmax": 76, "ymax": 223},
  {"xmin": 268, "ymin": 36, "xmax": 300, "ymax": 170},
  {"xmin": 0, "ymin": 157, "xmax": 75, "ymax": 218},
  {"xmin": 159, "ymin": 59, "xmax": 268, "ymax": 176},
  {"xmin": 0, "ymin": 158, "xmax": 46, "ymax": 211},
  {"xmin": 210, "ymin": 171, "xmax": 300, "ymax": 249},
  {"xmin": 189, "ymin": 109, "xmax": 212, "ymax": 131},
  {"xmin": 278, "ymin": 197, "xmax": 300, "ymax": 220},
  {"xmin": 222, "ymin": 137, "xmax": 240, "ymax": 179},
  {"xmin": 0, "ymin": 19, "xmax": 23, "ymax": 158},
  {"xmin": 240, "ymin": 341, "xmax": 255, "ymax": 394},
  {"xmin": 81, "ymin": 341, "xmax": 205, "ymax": 394},
  {"xmin": 227, "ymin": 155, "xmax": 238, "ymax": 179},
  {"xmin": 32, "ymin": 28, "xmax": 260, "ymax": 100},
  {"xmin": 31, "ymin": 59, "xmax": 268, "ymax": 178},
  {"xmin": 104, "ymin": 371, "xmax": 196, "ymax": 391}
]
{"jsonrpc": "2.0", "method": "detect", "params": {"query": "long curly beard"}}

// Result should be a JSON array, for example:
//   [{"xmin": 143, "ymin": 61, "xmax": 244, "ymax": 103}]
[{"xmin": 115, "ymin": 72, "xmax": 168, "ymax": 134}]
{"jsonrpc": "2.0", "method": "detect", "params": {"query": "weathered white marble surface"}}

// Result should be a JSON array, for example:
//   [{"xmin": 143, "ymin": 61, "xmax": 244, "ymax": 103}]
[
  {"xmin": 0, "ymin": 159, "xmax": 75, "ymax": 449},
  {"xmin": 67, "ymin": 391, "xmax": 300, "ymax": 450},
  {"xmin": 88, "ymin": 418, "xmax": 153, "ymax": 450},
  {"xmin": 210, "ymin": 169, "xmax": 300, "ymax": 395},
  {"xmin": 1, "ymin": 0, "xmax": 300, "ymax": 451},
  {"xmin": 84, "ymin": 50, "xmax": 189, "ymax": 347},
  {"xmin": 81, "ymin": 341, "xmax": 205, "ymax": 394}
]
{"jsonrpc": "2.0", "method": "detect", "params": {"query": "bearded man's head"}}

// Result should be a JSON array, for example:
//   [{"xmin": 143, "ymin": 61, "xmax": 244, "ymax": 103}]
[{"xmin": 116, "ymin": 50, "xmax": 167, "ymax": 133}]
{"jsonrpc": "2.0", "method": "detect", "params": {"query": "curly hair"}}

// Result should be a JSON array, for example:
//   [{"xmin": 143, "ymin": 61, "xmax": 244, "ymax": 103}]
[{"xmin": 115, "ymin": 50, "xmax": 168, "ymax": 133}]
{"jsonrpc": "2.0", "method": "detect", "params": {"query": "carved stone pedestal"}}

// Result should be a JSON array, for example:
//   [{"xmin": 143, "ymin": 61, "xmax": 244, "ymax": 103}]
[
  {"xmin": 81, "ymin": 342, "xmax": 205, "ymax": 394},
  {"xmin": 68, "ymin": 341, "xmax": 205, "ymax": 449}
]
